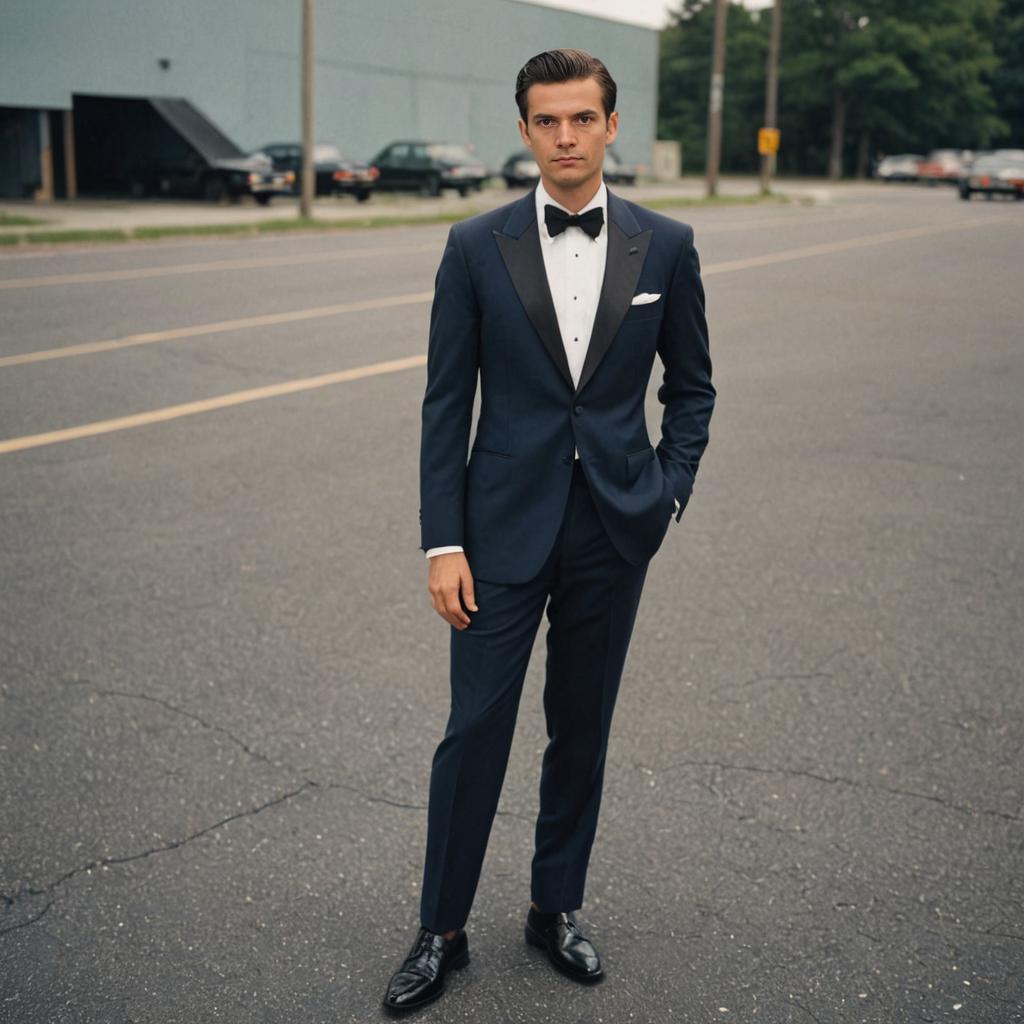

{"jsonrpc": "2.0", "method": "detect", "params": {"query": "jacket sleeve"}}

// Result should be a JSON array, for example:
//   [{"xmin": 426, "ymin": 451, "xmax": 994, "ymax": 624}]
[
  {"xmin": 655, "ymin": 224, "xmax": 715, "ymax": 522},
  {"xmin": 418, "ymin": 225, "xmax": 480, "ymax": 551}
]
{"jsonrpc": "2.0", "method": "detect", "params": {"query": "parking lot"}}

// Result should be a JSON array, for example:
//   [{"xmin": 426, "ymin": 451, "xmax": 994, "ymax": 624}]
[{"xmin": 1, "ymin": 183, "xmax": 1022, "ymax": 1023}]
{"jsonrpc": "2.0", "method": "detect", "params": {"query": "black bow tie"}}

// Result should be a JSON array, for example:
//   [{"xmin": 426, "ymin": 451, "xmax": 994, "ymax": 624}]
[{"xmin": 544, "ymin": 204, "xmax": 604, "ymax": 240}]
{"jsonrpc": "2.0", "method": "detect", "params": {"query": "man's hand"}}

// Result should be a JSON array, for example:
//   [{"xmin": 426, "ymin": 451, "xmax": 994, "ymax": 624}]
[{"xmin": 428, "ymin": 552, "xmax": 478, "ymax": 630}]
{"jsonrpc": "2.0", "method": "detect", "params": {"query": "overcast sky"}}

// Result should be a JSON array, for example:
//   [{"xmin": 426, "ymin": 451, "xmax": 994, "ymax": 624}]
[{"xmin": 522, "ymin": 0, "xmax": 775, "ymax": 30}]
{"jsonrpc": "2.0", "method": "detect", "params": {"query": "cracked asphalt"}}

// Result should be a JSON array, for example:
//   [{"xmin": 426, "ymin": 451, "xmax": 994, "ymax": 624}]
[{"xmin": 1, "ymin": 183, "xmax": 1022, "ymax": 1023}]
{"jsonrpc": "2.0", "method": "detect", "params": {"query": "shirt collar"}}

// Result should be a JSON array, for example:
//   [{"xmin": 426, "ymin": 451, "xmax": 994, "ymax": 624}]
[{"xmin": 536, "ymin": 178, "xmax": 607, "ymax": 241}]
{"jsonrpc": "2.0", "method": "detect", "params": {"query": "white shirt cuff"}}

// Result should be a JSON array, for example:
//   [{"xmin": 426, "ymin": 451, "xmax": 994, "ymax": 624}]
[{"xmin": 426, "ymin": 545, "xmax": 464, "ymax": 559}]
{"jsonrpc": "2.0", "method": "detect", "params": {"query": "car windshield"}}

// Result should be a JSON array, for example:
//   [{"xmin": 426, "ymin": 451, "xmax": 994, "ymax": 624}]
[
  {"xmin": 314, "ymin": 144, "xmax": 343, "ymax": 162},
  {"xmin": 426, "ymin": 144, "xmax": 476, "ymax": 163}
]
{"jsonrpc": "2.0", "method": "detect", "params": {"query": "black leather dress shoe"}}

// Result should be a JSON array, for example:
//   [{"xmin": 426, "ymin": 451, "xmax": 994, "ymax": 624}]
[
  {"xmin": 524, "ymin": 907, "xmax": 603, "ymax": 982},
  {"xmin": 382, "ymin": 926, "xmax": 470, "ymax": 1013}
]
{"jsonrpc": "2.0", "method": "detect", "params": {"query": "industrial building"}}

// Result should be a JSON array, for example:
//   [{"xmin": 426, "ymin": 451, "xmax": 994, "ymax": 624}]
[{"xmin": 0, "ymin": 0, "xmax": 658, "ymax": 200}]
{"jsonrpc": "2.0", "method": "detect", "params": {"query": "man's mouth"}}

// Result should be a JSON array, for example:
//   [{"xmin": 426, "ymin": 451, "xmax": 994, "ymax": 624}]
[{"xmin": 554, "ymin": 156, "xmax": 581, "ymax": 164}]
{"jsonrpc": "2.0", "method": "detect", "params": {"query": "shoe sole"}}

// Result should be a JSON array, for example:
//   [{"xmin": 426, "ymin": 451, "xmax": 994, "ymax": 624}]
[
  {"xmin": 524, "ymin": 924, "xmax": 604, "ymax": 983},
  {"xmin": 382, "ymin": 948, "xmax": 470, "ymax": 1014}
]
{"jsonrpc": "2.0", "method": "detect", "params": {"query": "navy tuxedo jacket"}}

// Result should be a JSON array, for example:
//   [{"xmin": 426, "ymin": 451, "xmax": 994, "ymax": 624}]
[{"xmin": 419, "ymin": 187, "xmax": 715, "ymax": 585}]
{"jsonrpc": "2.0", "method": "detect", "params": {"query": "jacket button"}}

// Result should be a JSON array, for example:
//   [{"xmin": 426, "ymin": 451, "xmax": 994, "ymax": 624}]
[{"xmin": 573, "ymin": 405, "xmax": 583, "ymax": 415}]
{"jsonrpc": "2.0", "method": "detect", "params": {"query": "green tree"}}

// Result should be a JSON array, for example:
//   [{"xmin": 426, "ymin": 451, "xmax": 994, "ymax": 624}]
[
  {"xmin": 991, "ymin": 0, "xmax": 1024, "ymax": 143},
  {"xmin": 658, "ymin": 1, "xmax": 768, "ymax": 174},
  {"xmin": 659, "ymin": 0, "xmax": 1006, "ymax": 177}
]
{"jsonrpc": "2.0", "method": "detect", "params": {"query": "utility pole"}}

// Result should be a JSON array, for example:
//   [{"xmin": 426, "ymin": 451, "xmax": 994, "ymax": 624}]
[
  {"xmin": 759, "ymin": 0, "xmax": 782, "ymax": 195},
  {"xmin": 300, "ymin": 0, "xmax": 314, "ymax": 220},
  {"xmin": 705, "ymin": 0, "xmax": 729, "ymax": 198}
]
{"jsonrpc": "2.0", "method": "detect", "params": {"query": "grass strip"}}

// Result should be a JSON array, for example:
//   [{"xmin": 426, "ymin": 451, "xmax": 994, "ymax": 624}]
[
  {"xmin": 639, "ymin": 192, "xmax": 812, "ymax": 210},
  {"xmin": 3, "ymin": 210, "xmax": 478, "ymax": 247},
  {"xmin": 0, "ymin": 213, "xmax": 46, "ymax": 227},
  {"xmin": 132, "ymin": 223, "xmax": 255, "ymax": 239},
  {"xmin": 25, "ymin": 229, "xmax": 131, "ymax": 244}
]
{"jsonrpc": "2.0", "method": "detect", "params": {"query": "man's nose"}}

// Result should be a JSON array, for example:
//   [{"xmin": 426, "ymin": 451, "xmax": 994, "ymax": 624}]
[{"xmin": 555, "ymin": 120, "xmax": 576, "ymax": 147}]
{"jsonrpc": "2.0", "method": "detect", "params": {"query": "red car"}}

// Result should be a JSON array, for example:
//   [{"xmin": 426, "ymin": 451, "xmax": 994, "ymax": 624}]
[{"xmin": 917, "ymin": 149, "xmax": 966, "ymax": 185}]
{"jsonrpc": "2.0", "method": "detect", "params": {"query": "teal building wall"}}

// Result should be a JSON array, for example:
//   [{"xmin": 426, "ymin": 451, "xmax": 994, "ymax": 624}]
[{"xmin": 1, "ymin": 0, "xmax": 657, "ymax": 168}]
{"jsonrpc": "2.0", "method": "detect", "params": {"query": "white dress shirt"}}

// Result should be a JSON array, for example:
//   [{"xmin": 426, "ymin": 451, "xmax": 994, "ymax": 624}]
[
  {"xmin": 537, "ymin": 178, "xmax": 608, "ymax": 410},
  {"xmin": 426, "ymin": 180, "xmax": 674, "ymax": 559}
]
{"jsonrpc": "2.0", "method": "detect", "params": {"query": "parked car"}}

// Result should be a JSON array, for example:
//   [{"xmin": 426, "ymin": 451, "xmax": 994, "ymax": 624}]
[
  {"xmin": 501, "ymin": 150, "xmax": 541, "ymax": 188},
  {"xmin": 256, "ymin": 142, "xmax": 378, "ymax": 201},
  {"xmin": 958, "ymin": 152, "xmax": 1024, "ymax": 200},
  {"xmin": 371, "ymin": 141, "xmax": 489, "ymax": 197},
  {"xmin": 132, "ymin": 149, "xmax": 293, "ymax": 204},
  {"xmin": 875, "ymin": 154, "xmax": 923, "ymax": 181},
  {"xmin": 917, "ymin": 149, "xmax": 966, "ymax": 185},
  {"xmin": 603, "ymin": 148, "xmax": 638, "ymax": 185}
]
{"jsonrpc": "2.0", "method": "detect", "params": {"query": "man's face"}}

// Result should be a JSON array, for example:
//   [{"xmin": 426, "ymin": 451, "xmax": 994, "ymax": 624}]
[{"xmin": 518, "ymin": 76, "xmax": 618, "ymax": 194}]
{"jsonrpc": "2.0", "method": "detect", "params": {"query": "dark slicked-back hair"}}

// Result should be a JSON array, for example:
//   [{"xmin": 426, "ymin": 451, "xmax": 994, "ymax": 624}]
[{"xmin": 515, "ymin": 48, "xmax": 617, "ymax": 122}]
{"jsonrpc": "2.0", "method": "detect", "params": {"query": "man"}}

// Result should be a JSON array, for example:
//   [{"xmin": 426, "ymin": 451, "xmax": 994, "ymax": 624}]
[{"xmin": 383, "ymin": 48, "xmax": 715, "ymax": 1012}]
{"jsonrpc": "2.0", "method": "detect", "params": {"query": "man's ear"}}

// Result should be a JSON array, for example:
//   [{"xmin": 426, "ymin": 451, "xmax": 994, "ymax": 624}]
[
  {"xmin": 605, "ymin": 110, "xmax": 619, "ymax": 145},
  {"xmin": 517, "ymin": 119, "xmax": 531, "ymax": 148}
]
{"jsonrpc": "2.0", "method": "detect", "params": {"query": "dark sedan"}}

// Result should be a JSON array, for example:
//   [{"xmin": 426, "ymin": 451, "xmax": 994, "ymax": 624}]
[
  {"xmin": 958, "ymin": 152, "xmax": 1024, "ymax": 200},
  {"xmin": 371, "ymin": 141, "xmax": 489, "ymax": 197},
  {"xmin": 132, "ymin": 149, "xmax": 293, "ymax": 205},
  {"xmin": 501, "ymin": 150, "xmax": 541, "ymax": 188},
  {"xmin": 257, "ymin": 142, "xmax": 378, "ymax": 201}
]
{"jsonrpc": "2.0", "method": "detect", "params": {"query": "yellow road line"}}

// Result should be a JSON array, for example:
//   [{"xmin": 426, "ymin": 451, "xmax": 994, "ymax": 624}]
[
  {"xmin": 0, "ymin": 291, "xmax": 433, "ymax": 368},
  {"xmin": 0, "ymin": 241, "xmax": 439, "ymax": 290},
  {"xmin": 0, "ymin": 354, "xmax": 427, "ymax": 455},
  {"xmin": 0, "ymin": 214, "xmax": 1001, "ymax": 456}
]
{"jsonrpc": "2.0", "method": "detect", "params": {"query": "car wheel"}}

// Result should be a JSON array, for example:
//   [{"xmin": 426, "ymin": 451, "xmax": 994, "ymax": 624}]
[
  {"xmin": 255, "ymin": 194, "xmax": 272, "ymax": 206},
  {"xmin": 419, "ymin": 174, "xmax": 441, "ymax": 198},
  {"xmin": 203, "ymin": 176, "xmax": 226, "ymax": 202},
  {"xmin": 355, "ymin": 190, "xmax": 371, "ymax": 203},
  {"xmin": 457, "ymin": 185, "xmax": 470, "ymax": 198},
  {"xmin": 958, "ymin": 186, "xmax": 971, "ymax": 200}
]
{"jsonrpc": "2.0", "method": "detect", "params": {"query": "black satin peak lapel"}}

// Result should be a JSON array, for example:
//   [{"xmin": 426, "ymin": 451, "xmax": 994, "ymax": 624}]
[
  {"xmin": 494, "ymin": 222, "xmax": 575, "ymax": 392},
  {"xmin": 575, "ymin": 220, "xmax": 652, "ymax": 396}
]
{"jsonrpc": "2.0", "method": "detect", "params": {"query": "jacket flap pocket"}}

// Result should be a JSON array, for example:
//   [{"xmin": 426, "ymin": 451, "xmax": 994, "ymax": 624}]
[{"xmin": 625, "ymin": 444, "xmax": 655, "ymax": 482}]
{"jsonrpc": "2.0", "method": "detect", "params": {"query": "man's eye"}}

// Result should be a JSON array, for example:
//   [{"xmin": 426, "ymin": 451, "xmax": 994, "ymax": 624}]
[{"xmin": 578, "ymin": 115, "xmax": 593, "ymax": 124}]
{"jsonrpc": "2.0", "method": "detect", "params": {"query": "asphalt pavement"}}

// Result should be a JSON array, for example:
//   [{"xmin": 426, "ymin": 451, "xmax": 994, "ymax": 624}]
[{"xmin": 1, "ymin": 183, "xmax": 1022, "ymax": 1023}]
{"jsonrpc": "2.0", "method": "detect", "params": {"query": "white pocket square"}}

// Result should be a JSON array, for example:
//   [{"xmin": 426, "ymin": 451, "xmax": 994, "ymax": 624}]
[{"xmin": 631, "ymin": 292, "xmax": 661, "ymax": 306}]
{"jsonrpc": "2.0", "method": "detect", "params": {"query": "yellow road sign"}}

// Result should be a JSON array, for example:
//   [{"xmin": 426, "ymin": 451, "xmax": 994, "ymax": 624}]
[{"xmin": 758, "ymin": 127, "xmax": 780, "ymax": 156}]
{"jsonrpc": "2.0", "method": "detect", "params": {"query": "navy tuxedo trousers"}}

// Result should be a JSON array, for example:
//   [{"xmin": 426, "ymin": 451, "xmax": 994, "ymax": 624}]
[{"xmin": 420, "ymin": 459, "xmax": 649, "ymax": 933}]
